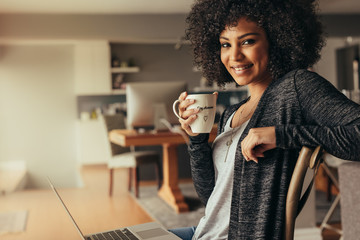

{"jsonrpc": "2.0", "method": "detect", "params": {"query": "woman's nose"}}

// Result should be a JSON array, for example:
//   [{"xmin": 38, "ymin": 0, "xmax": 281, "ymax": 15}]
[{"xmin": 229, "ymin": 46, "xmax": 244, "ymax": 61}]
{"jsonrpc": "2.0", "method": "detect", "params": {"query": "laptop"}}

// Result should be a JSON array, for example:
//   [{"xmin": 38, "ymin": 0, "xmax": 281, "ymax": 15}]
[{"xmin": 48, "ymin": 178, "xmax": 181, "ymax": 240}]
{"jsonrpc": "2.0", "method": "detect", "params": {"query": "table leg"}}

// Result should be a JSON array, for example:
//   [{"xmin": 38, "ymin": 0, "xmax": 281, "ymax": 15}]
[{"xmin": 158, "ymin": 143, "xmax": 189, "ymax": 213}]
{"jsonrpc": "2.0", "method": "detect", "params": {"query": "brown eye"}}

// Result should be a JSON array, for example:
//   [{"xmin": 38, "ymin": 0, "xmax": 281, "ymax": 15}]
[
  {"xmin": 221, "ymin": 42, "xmax": 230, "ymax": 48},
  {"xmin": 243, "ymin": 39, "xmax": 256, "ymax": 45}
]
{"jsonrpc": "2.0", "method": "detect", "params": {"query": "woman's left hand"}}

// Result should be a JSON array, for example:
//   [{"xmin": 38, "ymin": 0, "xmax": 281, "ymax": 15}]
[{"xmin": 241, "ymin": 126, "xmax": 276, "ymax": 163}]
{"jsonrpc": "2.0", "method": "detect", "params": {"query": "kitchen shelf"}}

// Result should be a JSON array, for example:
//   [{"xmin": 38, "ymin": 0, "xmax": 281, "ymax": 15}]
[
  {"xmin": 111, "ymin": 89, "xmax": 126, "ymax": 95},
  {"xmin": 192, "ymin": 86, "xmax": 248, "ymax": 93},
  {"xmin": 111, "ymin": 67, "xmax": 140, "ymax": 73}
]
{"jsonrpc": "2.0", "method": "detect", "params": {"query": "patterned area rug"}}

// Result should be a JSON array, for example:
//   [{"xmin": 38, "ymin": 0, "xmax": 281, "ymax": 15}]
[
  {"xmin": 135, "ymin": 183, "xmax": 205, "ymax": 229},
  {"xmin": 135, "ymin": 183, "xmax": 341, "ymax": 229}
]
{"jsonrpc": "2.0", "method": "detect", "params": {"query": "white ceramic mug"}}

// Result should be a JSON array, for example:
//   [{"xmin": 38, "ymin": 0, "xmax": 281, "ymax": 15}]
[{"xmin": 173, "ymin": 93, "xmax": 216, "ymax": 133}]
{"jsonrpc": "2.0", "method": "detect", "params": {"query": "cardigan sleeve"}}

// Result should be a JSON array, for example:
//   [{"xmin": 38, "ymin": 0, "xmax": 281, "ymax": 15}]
[
  {"xmin": 188, "ymin": 133, "xmax": 215, "ymax": 205},
  {"xmin": 276, "ymin": 70, "xmax": 360, "ymax": 160}
]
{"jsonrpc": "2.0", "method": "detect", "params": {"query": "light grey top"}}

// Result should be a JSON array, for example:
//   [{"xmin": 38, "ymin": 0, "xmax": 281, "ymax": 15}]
[{"xmin": 193, "ymin": 114, "xmax": 249, "ymax": 240}]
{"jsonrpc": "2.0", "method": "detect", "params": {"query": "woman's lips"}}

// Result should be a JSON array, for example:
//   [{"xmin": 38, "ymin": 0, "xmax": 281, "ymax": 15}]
[{"xmin": 232, "ymin": 64, "xmax": 254, "ymax": 71}]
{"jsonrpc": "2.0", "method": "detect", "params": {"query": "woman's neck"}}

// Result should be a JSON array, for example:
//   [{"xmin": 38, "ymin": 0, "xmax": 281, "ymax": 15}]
[{"xmin": 247, "ymin": 74, "xmax": 272, "ymax": 100}]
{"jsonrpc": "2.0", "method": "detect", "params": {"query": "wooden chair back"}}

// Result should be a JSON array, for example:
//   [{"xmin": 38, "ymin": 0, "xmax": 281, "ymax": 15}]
[{"xmin": 285, "ymin": 146, "xmax": 324, "ymax": 240}]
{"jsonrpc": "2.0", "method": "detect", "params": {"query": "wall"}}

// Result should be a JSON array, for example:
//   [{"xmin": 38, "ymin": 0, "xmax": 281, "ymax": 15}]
[
  {"xmin": 0, "ymin": 44, "xmax": 81, "ymax": 188},
  {"xmin": 315, "ymin": 15, "xmax": 360, "ymax": 87},
  {"xmin": 111, "ymin": 43, "xmax": 201, "ymax": 90},
  {"xmin": 321, "ymin": 14, "xmax": 360, "ymax": 37},
  {"xmin": 0, "ymin": 13, "xmax": 359, "ymax": 40},
  {"xmin": 0, "ymin": 14, "xmax": 192, "ymax": 188},
  {"xmin": 0, "ymin": 14, "xmax": 187, "ymax": 41},
  {"xmin": 314, "ymin": 37, "xmax": 360, "ymax": 88}
]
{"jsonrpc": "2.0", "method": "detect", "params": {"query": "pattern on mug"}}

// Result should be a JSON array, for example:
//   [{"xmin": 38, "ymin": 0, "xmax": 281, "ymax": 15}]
[{"xmin": 196, "ymin": 106, "xmax": 214, "ymax": 112}]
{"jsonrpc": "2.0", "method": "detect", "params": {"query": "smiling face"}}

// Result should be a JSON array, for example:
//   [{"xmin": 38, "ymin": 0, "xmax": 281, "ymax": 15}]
[{"xmin": 220, "ymin": 18, "xmax": 272, "ymax": 88}]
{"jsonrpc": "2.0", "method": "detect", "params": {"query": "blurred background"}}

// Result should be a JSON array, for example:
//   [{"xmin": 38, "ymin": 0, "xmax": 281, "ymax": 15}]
[{"xmin": 0, "ymin": 0, "xmax": 359, "ymax": 190}]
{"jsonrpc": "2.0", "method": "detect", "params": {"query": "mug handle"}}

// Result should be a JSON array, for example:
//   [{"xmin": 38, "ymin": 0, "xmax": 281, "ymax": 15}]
[{"xmin": 172, "ymin": 99, "xmax": 185, "ymax": 120}]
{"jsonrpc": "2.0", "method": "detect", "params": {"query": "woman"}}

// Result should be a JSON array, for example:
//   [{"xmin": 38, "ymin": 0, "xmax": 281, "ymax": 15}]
[{"xmin": 171, "ymin": 0, "xmax": 360, "ymax": 239}]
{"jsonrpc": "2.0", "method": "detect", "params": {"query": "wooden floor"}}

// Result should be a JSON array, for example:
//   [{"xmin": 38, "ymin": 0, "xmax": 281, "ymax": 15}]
[
  {"xmin": 321, "ymin": 223, "xmax": 342, "ymax": 240},
  {"xmin": 0, "ymin": 164, "xmax": 341, "ymax": 239},
  {"xmin": 0, "ymin": 165, "xmax": 152, "ymax": 240}
]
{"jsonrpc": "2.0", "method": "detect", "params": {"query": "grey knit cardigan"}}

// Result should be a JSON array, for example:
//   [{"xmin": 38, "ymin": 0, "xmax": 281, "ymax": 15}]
[{"xmin": 188, "ymin": 69, "xmax": 360, "ymax": 239}]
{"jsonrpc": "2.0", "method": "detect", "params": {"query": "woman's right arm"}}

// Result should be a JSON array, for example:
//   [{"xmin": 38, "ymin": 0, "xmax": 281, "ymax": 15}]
[
  {"xmin": 188, "ymin": 134, "xmax": 215, "ymax": 206},
  {"xmin": 187, "ymin": 101, "xmax": 231, "ymax": 205},
  {"xmin": 176, "ymin": 91, "xmax": 216, "ymax": 205}
]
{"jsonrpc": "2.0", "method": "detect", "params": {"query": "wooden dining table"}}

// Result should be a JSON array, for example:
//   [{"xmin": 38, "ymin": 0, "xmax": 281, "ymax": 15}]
[{"xmin": 109, "ymin": 127, "xmax": 217, "ymax": 213}]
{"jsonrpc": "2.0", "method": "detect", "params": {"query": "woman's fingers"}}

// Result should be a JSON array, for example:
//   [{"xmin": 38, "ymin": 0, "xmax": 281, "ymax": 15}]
[
  {"xmin": 178, "ymin": 91, "xmax": 187, "ymax": 101},
  {"xmin": 178, "ymin": 92, "xmax": 189, "ymax": 115},
  {"xmin": 180, "ymin": 100, "xmax": 198, "ymax": 119},
  {"xmin": 177, "ymin": 92, "xmax": 201, "ymax": 120},
  {"xmin": 241, "ymin": 127, "xmax": 276, "ymax": 163},
  {"xmin": 176, "ymin": 91, "xmax": 199, "ymax": 136},
  {"xmin": 179, "ymin": 115, "xmax": 198, "ymax": 136}
]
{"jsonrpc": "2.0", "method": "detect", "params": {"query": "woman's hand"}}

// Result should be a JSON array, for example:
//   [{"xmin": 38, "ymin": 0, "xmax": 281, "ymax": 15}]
[
  {"xmin": 177, "ymin": 91, "xmax": 218, "ymax": 136},
  {"xmin": 241, "ymin": 126, "xmax": 276, "ymax": 163},
  {"xmin": 177, "ymin": 92, "xmax": 200, "ymax": 136}
]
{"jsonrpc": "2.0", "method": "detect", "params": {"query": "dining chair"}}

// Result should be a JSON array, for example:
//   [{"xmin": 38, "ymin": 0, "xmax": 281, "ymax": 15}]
[
  {"xmin": 285, "ymin": 146, "xmax": 324, "ymax": 240},
  {"xmin": 101, "ymin": 113, "xmax": 162, "ymax": 198},
  {"xmin": 318, "ymin": 153, "xmax": 344, "ymax": 237}
]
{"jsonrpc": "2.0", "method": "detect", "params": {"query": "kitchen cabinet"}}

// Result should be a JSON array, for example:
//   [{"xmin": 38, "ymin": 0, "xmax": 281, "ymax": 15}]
[
  {"xmin": 76, "ymin": 119, "xmax": 108, "ymax": 165},
  {"xmin": 74, "ymin": 41, "xmax": 111, "ymax": 95}
]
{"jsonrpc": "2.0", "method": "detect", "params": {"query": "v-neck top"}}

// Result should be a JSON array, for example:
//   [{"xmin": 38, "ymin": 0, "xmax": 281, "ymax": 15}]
[{"xmin": 193, "ymin": 114, "xmax": 249, "ymax": 240}]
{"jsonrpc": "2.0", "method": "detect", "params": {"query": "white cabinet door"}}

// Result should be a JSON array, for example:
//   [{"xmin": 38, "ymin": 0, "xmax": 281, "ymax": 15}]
[
  {"xmin": 76, "ymin": 119, "xmax": 110, "ymax": 165},
  {"xmin": 74, "ymin": 41, "xmax": 111, "ymax": 95}
]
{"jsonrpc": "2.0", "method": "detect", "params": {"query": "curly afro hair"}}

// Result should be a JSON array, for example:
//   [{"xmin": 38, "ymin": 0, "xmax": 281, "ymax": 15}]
[{"xmin": 185, "ymin": 0, "xmax": 326, "ymax": 86}]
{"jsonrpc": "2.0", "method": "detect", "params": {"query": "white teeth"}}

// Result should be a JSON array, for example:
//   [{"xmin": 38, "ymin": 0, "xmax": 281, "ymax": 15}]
[{"xmin": 234, "ymin": 64, "xmax": 252, "ymax": 71}]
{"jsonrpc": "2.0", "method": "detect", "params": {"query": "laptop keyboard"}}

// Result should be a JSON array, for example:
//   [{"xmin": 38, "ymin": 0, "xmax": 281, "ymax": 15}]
[{"xmin": 88, "ymin": 228, "xmax": 139, "ymax": 240}]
